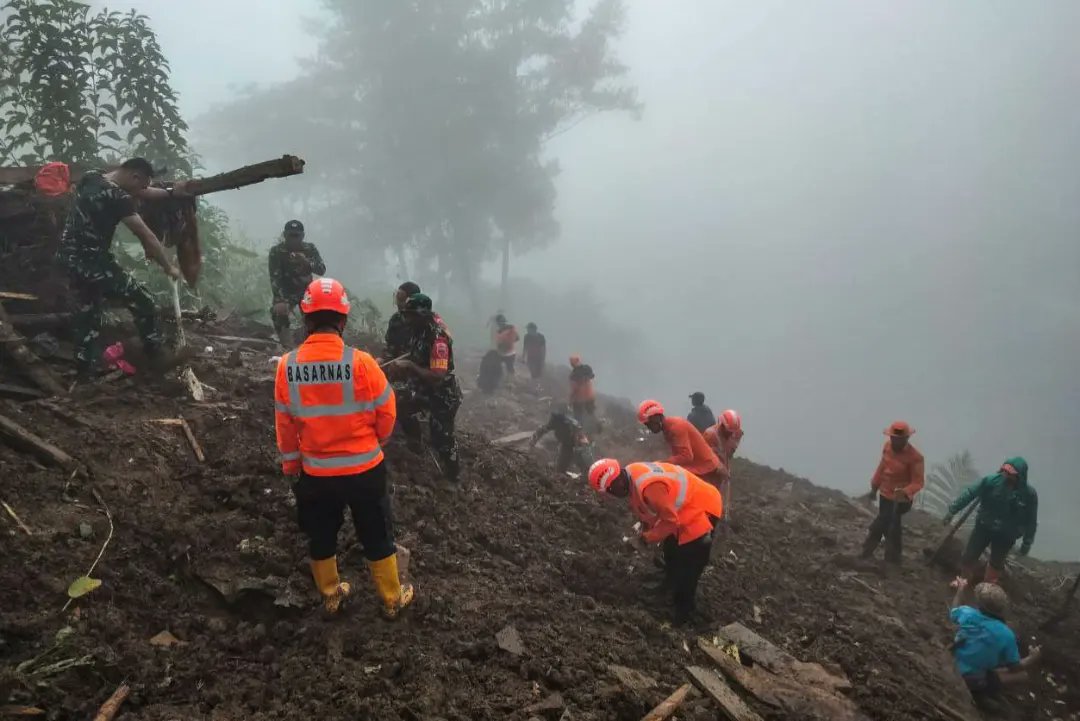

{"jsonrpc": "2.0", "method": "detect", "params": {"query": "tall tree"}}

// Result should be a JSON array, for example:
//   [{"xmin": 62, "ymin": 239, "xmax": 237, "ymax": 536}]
[
  {"xmin": 201, "ymin": 0, "xmax": 640, "ymax": 307},
  {"xmin": 0, "ymin": 0, "xmax": 189, "ymax": 172}
]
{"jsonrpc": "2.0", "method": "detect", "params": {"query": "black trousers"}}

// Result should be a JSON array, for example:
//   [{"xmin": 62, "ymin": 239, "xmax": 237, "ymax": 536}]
[
  {"xmin": 961, "ymin": 524, "xmax": 1016, "ymax": 570},
  {"xmin": 862, "ymin": 496, "xmax": 912, "ymax": 562},
  {"xmin": 555, "ymin": 442, "xmax": 595, "ymax": 474},
  {"xmin": 662, "ymin": 531, "xmax": 713, "ymax": 620},
  {"xmin": 292, "ymin": 462, "xmax": 395, "ymax": 562}
]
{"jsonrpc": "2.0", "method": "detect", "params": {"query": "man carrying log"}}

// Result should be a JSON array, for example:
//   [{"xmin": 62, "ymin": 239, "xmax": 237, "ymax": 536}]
[
  {"xmin": 945, "ymin": 457, "xmax": 1038, "ymax": 584},
  {"xmin": 587, "ymin": 458, "xmax": 722, "ymax": 624},
  {"xmin": 268, "ymin": 219, "xmax": 326, "ymax": 347},
  {"xmin": 860, "ymin": 421, "xmax": 924, "ymax": 564},
  {"xmin": 57, "ymin": 158, "xmax": 190, "ymax": 380}
]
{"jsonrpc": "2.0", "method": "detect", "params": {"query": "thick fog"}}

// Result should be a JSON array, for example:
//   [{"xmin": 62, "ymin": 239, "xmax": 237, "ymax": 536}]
[{"xmin": 112, "ymin": 0, "xmax": 1079, "ymax": 559}]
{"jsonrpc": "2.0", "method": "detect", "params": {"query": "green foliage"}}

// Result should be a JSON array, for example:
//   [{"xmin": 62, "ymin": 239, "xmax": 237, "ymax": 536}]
[
  {"xmin": 918, "ymin": 450, "xmax": 980, "ymax": 520},
  {"xmin": 0, "ymin": 0, "xmax": 189, "ymax": 171},
  {"xmin": 201, "ymin": 0, "xmax": 640, "ymax": 301}
]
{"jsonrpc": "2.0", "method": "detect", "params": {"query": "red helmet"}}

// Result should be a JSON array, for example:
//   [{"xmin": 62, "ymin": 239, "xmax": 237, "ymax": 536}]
[
  {"xmin": 300, "ymin": 278, "xmax": 351, "ymax": 315},
  {"xmin": 588, "ymin": 458, "xmax": 622, "ymax": 493},
  {"xmin": 637, "ymin": 399, "xmax": 664, "ymax": 424},
  {"xmin": 720, "ymin": 409, "xmax": 742, "ymax": 433}
]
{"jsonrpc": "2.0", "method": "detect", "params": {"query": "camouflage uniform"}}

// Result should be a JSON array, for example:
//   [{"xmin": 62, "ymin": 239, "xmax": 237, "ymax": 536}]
[
  {"xmin": 396, "ymin": 316, "xmax": 462, "ymax": 481},
  {"xmin": 268, "ymin": 240, "xmax": 326, "ymax": 342},
  {"xmin": 383, "ymin": 311, "xmax": 410, "ymax": 360},
  {"xmin": 531, "ymin": 412, "xmax": 595, "ymax": 474},
  {"xmin": 57, "ymin": 170, "xmax": 162, "ymax": 374}
]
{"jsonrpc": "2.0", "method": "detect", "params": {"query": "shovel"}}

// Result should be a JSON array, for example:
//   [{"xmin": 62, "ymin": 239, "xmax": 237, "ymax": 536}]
[{"xmin": 924, "ymin": 499, "xmax": 980, "ymax": 565}]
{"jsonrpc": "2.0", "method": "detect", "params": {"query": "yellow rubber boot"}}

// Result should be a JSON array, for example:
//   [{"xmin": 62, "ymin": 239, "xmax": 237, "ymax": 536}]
[
  {"xmin": 310, "ymin": 557, "xmax": 351, "ymax": 614},
  {"xmin": 368, "ymin": 553, "xmax": 415, "ymax": 620}
]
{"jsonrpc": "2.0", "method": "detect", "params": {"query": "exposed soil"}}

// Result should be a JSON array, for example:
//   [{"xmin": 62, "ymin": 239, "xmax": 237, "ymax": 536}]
[{"xmin": 1, "ymin": 326, "xmax": 1078, "ymax": 721}]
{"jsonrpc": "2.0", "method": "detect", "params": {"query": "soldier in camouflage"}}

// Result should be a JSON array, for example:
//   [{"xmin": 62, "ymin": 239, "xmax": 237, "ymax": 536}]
[
  {"xmin": 57, "ymin": 157, "xmax": 188, "ymax": 379},
  {"xmin": 385, "ymin": 293, "xmax": 462, "ymax": 483},
  {"xmin": 382, "ymin": 280, "xmax": 421, "ymax": 361},
  {"xmin": 268, "ymin": 219, "xmax": 326, "ymax": 347}
]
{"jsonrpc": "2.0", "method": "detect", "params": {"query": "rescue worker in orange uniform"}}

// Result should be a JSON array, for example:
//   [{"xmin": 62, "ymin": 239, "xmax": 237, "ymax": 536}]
[
  {"xmin": 638, "ymin": 400, "xmax": 720, "ymax": 479},
  {"xmin": 568, "ymin": 355, "xmax": 597, "ymax": 422},
  {"xmin": 703, "ymin": 409, "xmax": 743, "ymax": 520},
  {"xmin": 588, "ymin": 459, "xmax": 723, "ymax": 623},
  {"xmin": 275, "ymin": 278, "xmax": 414, "ymax": 618},
  {"xmin": 860, "ymin": 420, "xmax": 925, "ymax": 564}
]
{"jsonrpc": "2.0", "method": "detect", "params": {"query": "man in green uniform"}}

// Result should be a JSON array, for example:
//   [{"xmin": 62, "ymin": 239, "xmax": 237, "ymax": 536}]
[
  {"xmin": 268, "ymin": 219, "xmax": 326, "ymax": 347},
  {"xmin": 382, "ymin": 280, "xmax": 420, "ymax": 361},
  {"xmin": 57, "ymin": 157, "xmax": 188, "ymax": 380},
  {"xmin": 945, "ymin": 457, "xmax": 1038, "ymax": 584},
  {"xmin": 386, "ymin": 293, "xmax": 462, "ymax": 483}
]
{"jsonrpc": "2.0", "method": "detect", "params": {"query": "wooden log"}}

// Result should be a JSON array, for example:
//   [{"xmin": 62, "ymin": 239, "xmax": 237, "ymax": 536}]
[
  {"xmin": 185, "ymin": 155, "xmax": 305, "ymax": 197},
  {"xmin": 0, "ymin": 301, "xmax": 66, "ymax": 396},
  {"xmin": 180, "ymin": 418, "xmax": 206, "ymax": 462},
  {"xmin": 0, "ymin": 411, "xmax": 77, "ymax": 469},
  {"xmin": 685, "ymin": 666, "xmax": 763, "ymax": 721},
  {"xmin": 640, "ymin": 683, "xmax": 692, "ymax": 721}
]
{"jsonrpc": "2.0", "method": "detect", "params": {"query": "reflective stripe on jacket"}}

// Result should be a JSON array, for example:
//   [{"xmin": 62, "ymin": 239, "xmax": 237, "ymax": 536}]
[
  {"xmin": 627, "ymin": 461, "xmax": 723, "ymax": 545},
  {"xmin": 274, "ymin": 332, "xmax": 396, "ymax": 476}
]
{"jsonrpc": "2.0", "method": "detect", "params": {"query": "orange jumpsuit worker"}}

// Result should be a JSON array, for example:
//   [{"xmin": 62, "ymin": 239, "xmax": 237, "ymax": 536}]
[
  {"xmin": 637, "ymin": 400, "xmax": 720, "ymax": 478},
  {"xmin": 568, "ymin": 355, "xmax": 596, "ymax": 420},
  {"xmin": 860, "ymin": 420, "xmax": 925, "ymax": 564},
  {"xmin": 275, "ymin": 278, "xmax": 414, "ymax": 618},
  {"xmin": 588, "ymin": 459, "xmax": 723, "ymax": 623},
  {"xmin": 703, "ymin": 409, "xmax": 743, "ymax": 519}
]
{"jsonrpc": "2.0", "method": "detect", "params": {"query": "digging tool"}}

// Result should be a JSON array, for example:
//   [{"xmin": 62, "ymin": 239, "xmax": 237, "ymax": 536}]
[
  {"xmin": 924, "ymin": 499, "xmax": 979, "ymax": 565},
  {"xmin": 171, "ymin": 279, "xmax": 185, "ymax": 348}
]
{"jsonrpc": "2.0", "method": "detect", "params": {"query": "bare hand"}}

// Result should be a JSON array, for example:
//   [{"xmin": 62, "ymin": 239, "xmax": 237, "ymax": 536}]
[
  {"xmin": 894, "ymin": 489, "xmax": 909, "ymax": 503},
  {"xmin": 164, "ymin": 264, "xmax": 182, "ymax": 281},
  {"xmin": 1027, "ymin": 645, "xmax": 1042, "ymax": 663},
  {"xmin": 290, "ymin": 252, "xmax": 311, "ymax": 272}
]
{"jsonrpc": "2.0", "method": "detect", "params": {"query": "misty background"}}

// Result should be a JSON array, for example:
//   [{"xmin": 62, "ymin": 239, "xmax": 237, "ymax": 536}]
[{"xmin": 103, "ymin": 0, "xmax": 1078, "ymax": 559}]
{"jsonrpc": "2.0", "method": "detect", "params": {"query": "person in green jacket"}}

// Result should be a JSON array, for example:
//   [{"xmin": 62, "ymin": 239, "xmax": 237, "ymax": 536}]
[{"xmin": 945, "ymin": 457, "xmax": 1038, "ymax": 584}]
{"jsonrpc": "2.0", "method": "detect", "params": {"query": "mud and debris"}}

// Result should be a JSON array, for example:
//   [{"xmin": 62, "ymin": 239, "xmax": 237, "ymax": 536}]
[{"xmin": 0, "ymin": 325, "xmax": 1077, "ymax": 721}]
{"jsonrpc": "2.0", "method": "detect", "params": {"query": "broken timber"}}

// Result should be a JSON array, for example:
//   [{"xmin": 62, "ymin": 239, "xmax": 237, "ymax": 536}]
[
  {"xmin": 640, "ymin": 683, "xmax": 692, "ymax": 721},
  {"xmin": 685, "ymin": 666, "xmax": 763, "ymax": 721},
  {"xmin": 714, "ymin": 623, "xmax": 851, "ymax": 693},
  {"xmin": 0, "ymin": 301, "xmax": 66, "ymax": 396},
  {"xmin": 0, "ymin": 410, "xmax": 77, "ymax": 469}
]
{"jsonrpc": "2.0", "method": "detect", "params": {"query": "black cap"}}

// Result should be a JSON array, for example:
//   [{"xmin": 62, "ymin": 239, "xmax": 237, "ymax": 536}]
[
  {"xmin": 284, "ymin": 219, "xmax": 304, "ymax": 233},
  {"xmin": 690, "ymin": 392, "xmax": 705, "ymax": 405}
]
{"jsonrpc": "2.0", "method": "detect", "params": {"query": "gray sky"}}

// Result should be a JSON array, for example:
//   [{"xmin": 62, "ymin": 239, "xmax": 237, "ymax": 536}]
[{"xmin": 114, "ymin": 0, "xmax": 1079, "ymax": 558}]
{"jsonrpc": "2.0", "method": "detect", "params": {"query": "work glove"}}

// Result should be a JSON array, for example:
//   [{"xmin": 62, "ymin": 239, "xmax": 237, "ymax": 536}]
[{"xmin": 942, "ymin": 514, "xmax": 954, "ymax": 527}]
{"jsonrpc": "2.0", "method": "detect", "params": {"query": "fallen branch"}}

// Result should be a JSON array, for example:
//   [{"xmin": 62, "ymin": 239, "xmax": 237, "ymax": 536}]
[
  {"xmin": 0, "ymin": 410, "xmax": 78, "ymax": 469},
  {"xmin": 641, "ymin": 683, "xmax": 692, "ymax": 721},
  {"xmin": 62, "ymin": 487, "xmax": 114, "ymax": 613},
  {"xmin": 91, "ymin": 683, "xmax": 130, "ymax": 721},
  {"xmin": 180, "ymin": 418, "xmax": 206, "ymax": 462},
  {"xmin": 184, "ymin": 155, "xmax": 305, "ymax": 197},
  {"xmin": 1, "ymin": 499, "xmax": 32, "ymax": 535}
]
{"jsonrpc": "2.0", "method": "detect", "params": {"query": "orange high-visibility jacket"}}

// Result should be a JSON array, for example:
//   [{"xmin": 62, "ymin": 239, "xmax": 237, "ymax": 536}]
[
  {"xmin": 274, "ymin": 333, "xmax": 396, "ymax": 477},
  {"xmin": 627, "ymin": 461, "xmax": 723, "ymax": 545},
  {"xmin": 663, "ymin": 416, "xmax": 720, "ymax": 477},
  {"xmin": 871, "ymin": 441, "xmax": 924, "ymax": 501}
]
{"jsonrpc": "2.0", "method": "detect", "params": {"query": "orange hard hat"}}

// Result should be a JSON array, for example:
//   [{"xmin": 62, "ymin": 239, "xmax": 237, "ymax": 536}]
[
  {"xmin": 884, "ymin": 420, "xmax": 914, "ymax": 438},
  {"xmin": 569, "ymin": 354, "xmax": 581, "ymax": 367},
  {"xmin": 637, "ymin": 399, "xmax": 665, "ymax": 424},
  {"xmin": 588, "ymin": 458, "xmax": 622, "ymax": 493},
  {"xmin": 300, "ymin": 277, "xmax": 351, "ymax": 315},
  {"xmin": 720, "ymin": 409, "xmax": 742, "ymax": 434}
]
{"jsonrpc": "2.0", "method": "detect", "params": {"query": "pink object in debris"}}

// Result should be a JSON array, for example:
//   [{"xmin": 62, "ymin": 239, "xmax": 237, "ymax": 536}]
[{"xmin": 103, "ymin": 342, "xmax": 137, "ymax": 375}]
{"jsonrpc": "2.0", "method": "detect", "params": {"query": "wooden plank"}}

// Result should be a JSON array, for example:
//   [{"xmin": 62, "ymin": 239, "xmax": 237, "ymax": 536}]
[
  {"xmin": 697, "ymin": 640, "xmax": 781, "ymax": 708},
  {"xmin": 716, "ymin": 623, "xmax": 851, "ymax": 693},
  {"xmin": 0, "ymin": 411, "xmax": 77, "ymax": 469},
  {"xmin": 685, "ymin": 666, "xmax": 763, "ymax": 721},
  {"xmin": 640, "ymin": 683, "xmax": 692, "ymax": 721},
  {"xmin": 492, "ymin": 430, "xmax": 533, "ymax": 445}
]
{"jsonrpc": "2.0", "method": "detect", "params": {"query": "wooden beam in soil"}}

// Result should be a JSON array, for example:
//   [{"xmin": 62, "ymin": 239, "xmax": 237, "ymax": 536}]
[
  {"xmin": 0, "ymin": 301, "xmax": 66, "ymax": 396},
  {"xmin": 685, "ymin": 666, "xmax": 763, "ymax": 721},
  {"xmin": 715, "ymin": 623, "xmax": 851, "ymax": 693},
  {"xmin": 0, "ymin": 410, "xmax": 77, "ymax": 470}
]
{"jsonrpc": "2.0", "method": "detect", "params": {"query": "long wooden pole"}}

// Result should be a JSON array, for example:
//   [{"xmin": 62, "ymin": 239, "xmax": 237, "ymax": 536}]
[{"xmin": 925, "ymin": 500, "xmax": 980, "ymax": 565}]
